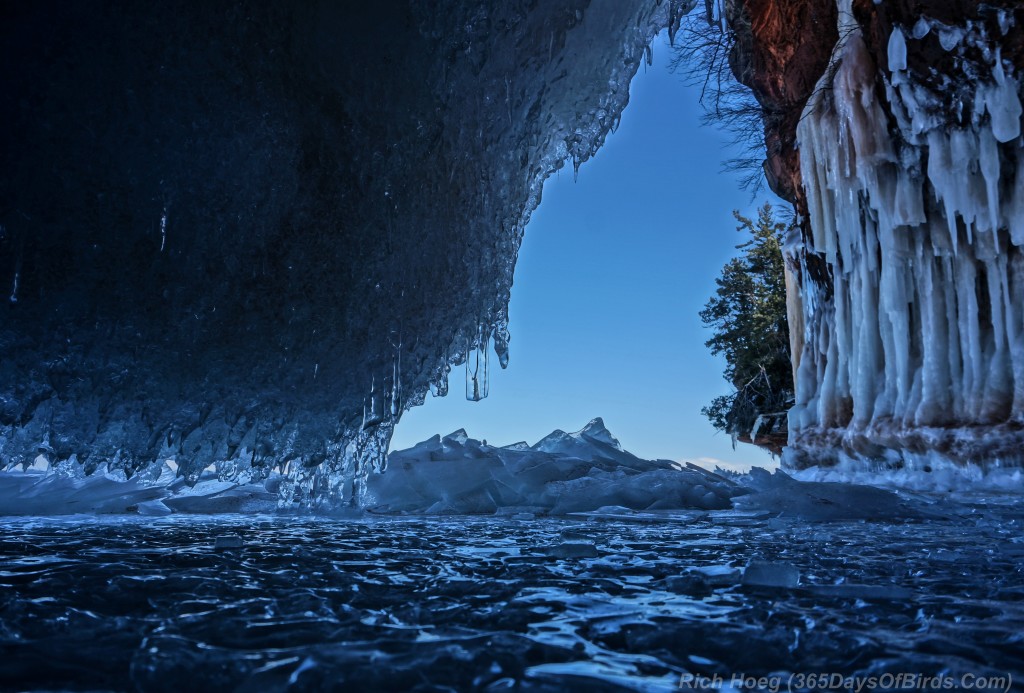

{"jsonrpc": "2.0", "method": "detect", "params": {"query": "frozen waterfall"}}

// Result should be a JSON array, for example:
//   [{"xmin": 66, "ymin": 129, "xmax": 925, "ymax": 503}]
[{"xmin": 785, "ymin": 1, "xmax": 1024, "ymax": 470}]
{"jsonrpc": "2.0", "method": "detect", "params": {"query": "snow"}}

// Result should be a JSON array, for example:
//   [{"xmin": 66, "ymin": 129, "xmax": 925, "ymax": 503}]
[
  {"xmin": 0, "ymin": 464, "xmax": 278, "ymax": 516},
  {"xmin": 791, "ymin": 451, "xmax": 1024, "ymax": 494}
]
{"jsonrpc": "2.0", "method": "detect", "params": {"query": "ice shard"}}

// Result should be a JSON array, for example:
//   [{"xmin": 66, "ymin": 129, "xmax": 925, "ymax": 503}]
[
  {"xmin": 0, "ymin": 1, "xmax": 694, "ymax": 504},
  {"xmin": 729, "ymin": 0, "xmax": 1024, "ymax": 469}
]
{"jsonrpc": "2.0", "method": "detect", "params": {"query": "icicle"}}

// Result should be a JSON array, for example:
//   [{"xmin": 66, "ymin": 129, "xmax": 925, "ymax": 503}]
[
  {"xmin": 911, "ymin": 17, "xmax": 931, "ymax": 40},
  {"xmin": 492, "ymin": 315, "xmax": 511, "ymax": 369},
  {"xmin": 887, "ymin": 26, "xmax": 906, "ymax": 72},
  {"xmin": 465, "ymin": 326, "xmax": 490, "ymax": 402},
  {"xmin": 985, "ymin": 52, "xmax": 1022, "ymax": 143},
  {"xmin": 362, "ymin": 375, "xmax": 384, "ymax": 430},
  {"xmin": 390, "ymin": 359, "xmax": 402, "ymax": 418},
  {"xmin": 159, "ymin": 207, "xmax": 168, "ymax": 252},
  {"xmin": 996, "ymin": 10, "xmax": 1013, "ymax": 37},
  {"xmin": 978, "ymin": 127, "xmax": 1001, "ymax": 234},
  {"xmin": 667, "ymin": 0, "xmax": 683, "ymax": 46},
  {"xmin": 431, "ymin": 359, "xmax": 450, "ymax": 398},
  {"xmin": 936, "ymin": 25, "xmax": 965, "ymax": 52},
  {"xmin": 788, "ymin": 0, "xmax": 1024, "ymax": 468},
  {"xmin": 378, "ymin": 323, "xmax": 403, "ymax": 418}
]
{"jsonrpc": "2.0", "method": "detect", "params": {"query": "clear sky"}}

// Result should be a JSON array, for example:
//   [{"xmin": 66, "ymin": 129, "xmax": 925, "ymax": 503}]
[{"xmin": 391, "ymin": 31, "xmax": 782, "ymax": 472}]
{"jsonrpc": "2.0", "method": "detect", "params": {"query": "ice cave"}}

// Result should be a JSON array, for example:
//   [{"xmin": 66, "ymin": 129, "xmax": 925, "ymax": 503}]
[
  {"xmin": 4, "ymin": 0, "xmax": 1024, "ymax": 499},
  {"xmin": 1, "ymin": 0, "xmax": 1023, "ymax": 690}
]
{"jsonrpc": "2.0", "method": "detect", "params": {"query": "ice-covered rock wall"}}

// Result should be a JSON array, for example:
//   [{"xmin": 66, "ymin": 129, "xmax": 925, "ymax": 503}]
[
  {"xmin": 731, "ymin": 0, "xmax": 1024, "ymax": 469},
  {"xmin": 1, "ymin": 0, "xmax": 691, "ymax": 505}
]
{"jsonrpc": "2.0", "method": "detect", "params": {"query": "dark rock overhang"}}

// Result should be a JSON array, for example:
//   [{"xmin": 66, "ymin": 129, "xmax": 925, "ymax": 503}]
[{"xmin": 0, "ymin": 0, "xmax": 692, "ymax": 501}]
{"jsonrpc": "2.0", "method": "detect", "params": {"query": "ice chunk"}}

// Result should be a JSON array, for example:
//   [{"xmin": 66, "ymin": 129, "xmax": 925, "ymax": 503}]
[
  {"xmin": 137, "ymin": 500, "xmax": 172, "ymax": 516},
  {"xmin": 803, "ymin": 584, "xmax": 914, "ymax": 600},
  {"xmin": 690, "ymin": 565, "xmax": 742, "ymax": 586},
  {"xmin": 742, "ymin": 561, "xmax": 800, "ymax": 588},
  {"xmin": 213, "ymin": 535, "xmax": 245, "ymax": 550},
  {"xmin": 735, "ymin": 469, "xmax": 923, "ymax": 521},
  {"xmin": 366, "ymin": 421, "xmax": 738, "ymax": 514},
  {"xmin": 542, "ymin": 543, "xmax": 599, "ymax": 559},
  {"xmin": 443, "ymin": 429, "xmax": 470, "ymax": 446},
  {"xmin": 576, "ymin": 417, "xmax": 623, "ymax": 450}
]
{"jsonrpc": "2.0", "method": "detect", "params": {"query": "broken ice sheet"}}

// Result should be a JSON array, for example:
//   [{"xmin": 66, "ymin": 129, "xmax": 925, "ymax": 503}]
[
  {"xmin": 734, "ymin": 468, "xmax": 926, "ymax": 521},
  {"xmin": 364, "ymin": 420, "xmax": 738, "ymax": 515},
  {"xmin": 2, "ymin": 498, "xmax": 1023, "ymax": 690},
  {"xmin": 742, "ymin": 561, "xmax": 800, "ymax": 588}
]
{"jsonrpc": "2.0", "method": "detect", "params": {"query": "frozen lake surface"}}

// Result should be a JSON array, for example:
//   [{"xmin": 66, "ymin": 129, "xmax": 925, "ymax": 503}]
[{"xmin": 2, "ymin": 504, "xmax": 1023, "ymax": 691}]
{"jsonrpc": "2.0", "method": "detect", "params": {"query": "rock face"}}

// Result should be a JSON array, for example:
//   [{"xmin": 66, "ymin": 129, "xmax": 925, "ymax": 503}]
[
  {"xmin": 729, "ymin": 0, "xmax": 1024, "ymax": 468},
  {"xmin": 0, "ymin": 0, "xmax": 693, "ymax": 503}
]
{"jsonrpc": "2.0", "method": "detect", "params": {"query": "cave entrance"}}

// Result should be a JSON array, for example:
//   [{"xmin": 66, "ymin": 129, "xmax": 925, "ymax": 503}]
[{"xmin": 391, "ymin": 30, "xmax": 777, "ymax": 472}]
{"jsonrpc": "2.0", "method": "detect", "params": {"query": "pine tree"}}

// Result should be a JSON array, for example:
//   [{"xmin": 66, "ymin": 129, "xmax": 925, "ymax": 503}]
[{"xmin": 700, "ymin": 203, "xmax": 793, "ymax": 450}]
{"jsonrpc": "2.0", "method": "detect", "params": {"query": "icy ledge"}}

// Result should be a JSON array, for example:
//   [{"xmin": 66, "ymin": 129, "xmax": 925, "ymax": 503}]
[
  {"xmin": 785, "ymin": 1, "xmax": 1024, "ymax": 469},
  {"xmin": 791, "ymin": 451, "xmax": 1024, "ymax": 496},
  {"xmin": 6, "ymin": 418, "xmax": 1018, "ymax": 519},
  {"xmin": 0, "ymin": 419, "xmax": 741, "ymax": 516}
]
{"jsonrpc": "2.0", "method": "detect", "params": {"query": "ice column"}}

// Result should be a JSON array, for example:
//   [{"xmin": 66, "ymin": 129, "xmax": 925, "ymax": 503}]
[{"xmin": 786, "ymin": 3, "xmax": 1024, "ymax": 469}]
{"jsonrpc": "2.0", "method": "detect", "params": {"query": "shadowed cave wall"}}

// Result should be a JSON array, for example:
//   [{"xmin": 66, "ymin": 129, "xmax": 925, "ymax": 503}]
[{"xmin": 1, "ymin": 0, "xmax": 695, "ymax": 502}]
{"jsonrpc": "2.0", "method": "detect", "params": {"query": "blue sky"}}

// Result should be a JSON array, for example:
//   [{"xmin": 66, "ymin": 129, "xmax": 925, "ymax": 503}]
[{"xmin": 391, "ymin": 32, "xmax": 782, "ymax": 472}]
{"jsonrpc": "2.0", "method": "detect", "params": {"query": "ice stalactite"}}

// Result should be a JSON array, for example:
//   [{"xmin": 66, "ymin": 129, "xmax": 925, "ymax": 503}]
[
  {"xmin": 785, "ymin": 1, "xmax": 1024, "ymax": 470},
  {"xmin": 465, "ymin": 326, "xmax": 491, "ymax": 403}
]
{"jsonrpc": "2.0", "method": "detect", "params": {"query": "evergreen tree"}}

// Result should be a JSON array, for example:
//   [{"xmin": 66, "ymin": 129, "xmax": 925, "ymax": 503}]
[{"xmin": 700, "ymin": 203, "xmax": 793, "ymax": 448}]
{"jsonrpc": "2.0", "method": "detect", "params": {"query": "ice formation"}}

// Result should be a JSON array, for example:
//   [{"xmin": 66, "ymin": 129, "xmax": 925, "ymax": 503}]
[
  {"xmin": 779, "ymin": 1, "xmax": 1024, "ymax": 469},
  {"xmin": 0, "ymin": 1, "xmax": 695, "ymax": 506},
  {"xmin": 8, "ymin": 417, "xmax": 946, "ymax": 519},
  {"xmin": 6, "ymin": 504, "xmax": 1023, "ymax": 689},
  {"xmin": 14, "ymin": 416, "xmax": 1002, "ymax": 521},
  {"xmin": 366, "ymin": 418, "xmax": 740, "ymax": 514},
  {"xmin": 0, "ymin": 418, "xmax": 743, "ymax": 515}
]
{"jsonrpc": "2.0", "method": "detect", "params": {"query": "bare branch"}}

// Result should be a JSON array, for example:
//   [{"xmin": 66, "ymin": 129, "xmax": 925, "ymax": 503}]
[{"xmin": 668, "ymin": 15, "xmax": 766, "ymax": 195}]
